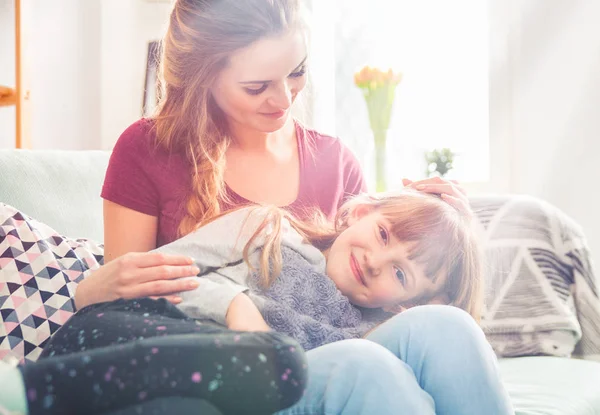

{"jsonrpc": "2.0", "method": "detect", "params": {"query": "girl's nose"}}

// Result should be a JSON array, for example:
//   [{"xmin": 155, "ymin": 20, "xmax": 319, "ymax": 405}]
[{"xmin": 364, "ymin": 251, "xmax": 381, "ymax": 277}]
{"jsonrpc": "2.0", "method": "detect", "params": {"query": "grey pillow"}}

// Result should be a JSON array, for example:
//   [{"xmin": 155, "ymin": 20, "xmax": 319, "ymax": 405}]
[{"xmin": 470, "ymin": 195, "xmax": 600, "ymax": 358}]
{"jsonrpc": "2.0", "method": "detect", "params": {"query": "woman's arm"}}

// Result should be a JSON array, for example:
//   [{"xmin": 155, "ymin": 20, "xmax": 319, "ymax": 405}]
[
  {"xmin": 74, "ymin": 201, "xmax": 201, "ymax": 310},
  {"xmin": 103, "ymin": 200, "xmax": 158, "ymax": 262}
]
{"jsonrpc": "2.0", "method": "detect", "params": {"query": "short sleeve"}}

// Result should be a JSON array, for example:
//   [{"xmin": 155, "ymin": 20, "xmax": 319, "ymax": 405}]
[
  {"xmin": 340, "ymin": 145, "xmax": 368, "ymax": 205},
  {"xmin": 101, "ymin": 119, "xmax": 160, "ymax": 216}
]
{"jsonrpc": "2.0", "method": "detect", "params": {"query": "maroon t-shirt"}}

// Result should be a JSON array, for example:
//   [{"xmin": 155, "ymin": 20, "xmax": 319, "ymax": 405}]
[{"xmin": 101, "ymin": 118, "xmax": 367, "ymax": 247}]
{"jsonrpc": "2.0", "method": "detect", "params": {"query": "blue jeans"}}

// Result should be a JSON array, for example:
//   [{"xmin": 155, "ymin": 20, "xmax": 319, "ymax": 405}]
[{"xmin": 277, "ymin": 305, "xmax": 514, "ymax": 415}]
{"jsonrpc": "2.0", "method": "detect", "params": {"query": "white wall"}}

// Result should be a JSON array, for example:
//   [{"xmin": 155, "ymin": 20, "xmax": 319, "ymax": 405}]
[
  {"xmin": 1, "ymin": 0, "xmax": 172, "ymax": 150},
  {"xmin": 0, "ymin": 0, "xmax": 16, "ymax": 148},
  {"xmin": 29, "ymin": 0, "xmax": 102, "ymax": 150},
  {"xmin": 100, "ymin": 0, "xmax": 172, "ymax": 150},
  {"xmin": 494, "ymin": 0, "xmax": 600, "ymax": 267}
]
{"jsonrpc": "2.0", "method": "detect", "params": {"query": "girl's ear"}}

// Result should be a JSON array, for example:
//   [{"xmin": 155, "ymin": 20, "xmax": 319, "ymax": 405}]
[{"xmin": 347, "ymin": 204, "xmax": 372, "ymax": 225}]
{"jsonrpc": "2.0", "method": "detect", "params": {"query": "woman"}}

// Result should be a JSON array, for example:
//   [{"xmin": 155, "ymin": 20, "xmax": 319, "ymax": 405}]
[
  {"xmin": 68, "ymin": 0, "xmax": 510, "ymax": 414},
  {"xmin": 74, "ymin": 0, "xmax": 468, "ymax": 310}
]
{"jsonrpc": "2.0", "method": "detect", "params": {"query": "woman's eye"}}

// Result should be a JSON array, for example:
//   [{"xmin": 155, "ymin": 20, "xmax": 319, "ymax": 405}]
[
  {"xmin": 378, "ymin": 225, "xmax": 389, "ymax": 244},
  {"xmin": 289, "ymin": 66, "xmax": 307, "ymax": 78},
  {"xmin": 244, "ymin": 84, "xmax": 268, "ymax": 95},
  {"xmin": 394, "ymin": 267, "xmax": 406, "ymax": 285}
]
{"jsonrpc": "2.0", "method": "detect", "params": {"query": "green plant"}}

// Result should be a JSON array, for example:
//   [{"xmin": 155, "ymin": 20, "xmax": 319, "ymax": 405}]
[{"xmin": 425, "ymin": 148, "xmax": 455, "ymax": 177}]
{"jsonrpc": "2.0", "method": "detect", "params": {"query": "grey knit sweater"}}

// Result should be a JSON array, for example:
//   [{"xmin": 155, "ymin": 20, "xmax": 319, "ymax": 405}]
[{"xmin": 155, "ymin": 207, "xmax": 389, "ymax": 350}]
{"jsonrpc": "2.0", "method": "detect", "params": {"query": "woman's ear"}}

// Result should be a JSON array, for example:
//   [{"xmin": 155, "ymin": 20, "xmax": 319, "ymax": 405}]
[{"xmin": 347, "ymin": 204, "xmax": 372, "ymax": 225}]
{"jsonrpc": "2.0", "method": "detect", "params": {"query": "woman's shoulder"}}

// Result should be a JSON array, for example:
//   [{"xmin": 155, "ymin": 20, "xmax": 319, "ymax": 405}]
[
  {"xmin": 110, "ymin": 118, "xmax": 185, "ymax": 166},
  {"xmin": 112, "ymin": 118, "xmax": 158, "ymax": 154},
  {"xmin": 298, "ymin": 123, "xmax": 340, "ymax": 149},
  {"xmin": 297, "ymin": 122, "xmax": 361, "ymax": 166}
]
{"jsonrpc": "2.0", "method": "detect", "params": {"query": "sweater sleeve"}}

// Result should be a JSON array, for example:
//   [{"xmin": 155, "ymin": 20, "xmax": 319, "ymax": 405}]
[
  {"xmin": 152, "ymin": 206, "xmax": 272, "ymax": 324},
  {"xmin": 341, "ymin": 144, "xmax": 368, "ymax": 205},
  {"xmin": 177, "ymin": 269, "xmax": 249, "ymax": 325},
  {"xmin": 154, "ymin": 206, "xmax": 270, "ymax": 272}
]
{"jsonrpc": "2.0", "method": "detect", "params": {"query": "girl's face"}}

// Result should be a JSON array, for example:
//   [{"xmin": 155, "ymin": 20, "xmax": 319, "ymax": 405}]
[
  {"xmin": 211, "ymin": 29, "xmax": 308, "ymax": 134},
  {"xmin": 325, "ymin": 207, "xmax": 448, "ymax": 310}
]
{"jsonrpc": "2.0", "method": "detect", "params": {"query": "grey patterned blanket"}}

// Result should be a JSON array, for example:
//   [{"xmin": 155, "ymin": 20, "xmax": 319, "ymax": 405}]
[{"xmin": 471, "ymin": 195, "xmax": 600, "ymax": 359}]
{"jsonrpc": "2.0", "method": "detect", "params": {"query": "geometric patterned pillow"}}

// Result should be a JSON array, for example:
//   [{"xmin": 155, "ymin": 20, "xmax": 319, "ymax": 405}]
[{"xmin": 0, "ymin": 203, "xmax": 104, "ymax": 363}]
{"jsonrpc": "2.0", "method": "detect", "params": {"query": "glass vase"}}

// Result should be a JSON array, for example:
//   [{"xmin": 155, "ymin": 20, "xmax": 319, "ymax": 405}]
[{"xmin": 372, "ymin": 129, "xmax": 388, "ymax": 192}]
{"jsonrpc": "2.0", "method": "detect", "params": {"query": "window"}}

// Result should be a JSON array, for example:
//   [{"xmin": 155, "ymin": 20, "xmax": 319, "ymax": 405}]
[{"xmin": 308, "ymin": 0, "xmax": 489, "ymax": 188}]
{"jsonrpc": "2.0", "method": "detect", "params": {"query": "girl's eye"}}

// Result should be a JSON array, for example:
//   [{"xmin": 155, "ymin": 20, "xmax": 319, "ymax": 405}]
[
  {"xmin": 289, "ymin": 66, "xmax": 307, "ymax": 78},
  {"xmin": 378, "ymin": 225, "xmax": 389, "ymax": 245},
  {"xmin": 394, "ymin": 267, "xmax": 406, "ymax": 286},
  {"xmin": 244, "ymin": 84, "xmax": 268, "ymax": 96}
]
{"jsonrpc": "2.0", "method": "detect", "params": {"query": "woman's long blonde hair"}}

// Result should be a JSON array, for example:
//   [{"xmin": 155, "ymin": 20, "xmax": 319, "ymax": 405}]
[
  {"xmin": 239, "ymin": 191, "xmax": 483, "ymax": 321},
  {"xmin": 153, "ymin": 0, "xmax": 305, "ymax": 237}
]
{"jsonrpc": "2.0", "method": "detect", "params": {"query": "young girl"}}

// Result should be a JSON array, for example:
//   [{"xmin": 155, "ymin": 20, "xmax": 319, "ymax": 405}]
[
  {"xmin": 155, "ymin": 189, "xmax": 483, "ymax": 350},
  {"xmin": 2, "ymin": 191, "xmax": 512, "ymax": 415}
]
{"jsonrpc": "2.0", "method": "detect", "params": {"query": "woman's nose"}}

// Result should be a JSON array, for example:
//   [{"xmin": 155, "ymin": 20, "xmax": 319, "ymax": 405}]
[{"xmin": 268, "ymin": 81, "xmax": 293, "ymax": 109}]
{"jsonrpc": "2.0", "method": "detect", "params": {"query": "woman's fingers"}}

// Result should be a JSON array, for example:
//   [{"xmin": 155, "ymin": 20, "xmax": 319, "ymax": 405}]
[
  {"xmin": 126, "ymin": 277, "xmax": 200, "ymax": 299},
  {"xmin": 441, "ymin": 193, "xmax": 472, "ymax": 217},
  {"xmin": 129, "ymin": 251, "xmax": 195, "ymax": 269},
  {"xmin": 402, "ymin": 177, "xmax": 468, "ymax": 193},
  {"xmin": 402, "ymin": 177, "xmax": 472, "ymax": 216},
  {"xmin": 134, "ymin": 263, "xmax": 200, "ymax": 283},
  {"xmin": 149, "ymin": 295, "xmax": 183, "ymax": 305},
  {"xmin": 404, "ymin": 176, "xmax": 465, "ymax": 193},
  {"xmin": 414, "ymin": 183, "xmax": 463, "ymax": 198}
]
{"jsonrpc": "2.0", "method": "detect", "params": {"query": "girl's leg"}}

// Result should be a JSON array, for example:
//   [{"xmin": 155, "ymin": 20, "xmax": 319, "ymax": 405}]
[
  {"xmin": 366, "ymin": 305, "xmax": 514, "ymax": 415},
  {"xmin": 20, "ymin": 330, "xmax": 306, "ymax": 415},
  {"xmin": 41, "ymin": 298, "xmax": 218, "ymax": 358},
  {"xmin": 276, "ymin": 338, "xmax": 435, "ymax": 415}
]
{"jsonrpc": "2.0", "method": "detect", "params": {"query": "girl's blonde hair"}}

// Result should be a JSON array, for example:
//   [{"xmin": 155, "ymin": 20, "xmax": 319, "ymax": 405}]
[
  {"xmin": 153, "ymin": 0, "xmax": 306, "ymax": 237},
  {"xmin": 239, "ymin": 191, "xmax": 483, "ymax": 321}
]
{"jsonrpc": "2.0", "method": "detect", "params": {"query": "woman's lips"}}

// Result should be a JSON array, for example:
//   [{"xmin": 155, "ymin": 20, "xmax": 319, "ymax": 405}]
[
  {"xmin": 350, "ymin": 254, "xmax": 366, "ymax": 286},
  {"xmin": 261, "ymin": 109, "xmax": 287, "ymax": 119}
]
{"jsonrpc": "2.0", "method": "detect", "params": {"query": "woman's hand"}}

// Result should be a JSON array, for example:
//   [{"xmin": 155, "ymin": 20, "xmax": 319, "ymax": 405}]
[
  {"xmin": 74, "ymin": 252, "xmax": 201, "ymax": 310},
  {"xmin": 402, "ymin": 177, "xmax": 472, "ymax": 217},
  {"xmin": 226, "ymin": 293, "xmax": 271, "ymax": 332}
]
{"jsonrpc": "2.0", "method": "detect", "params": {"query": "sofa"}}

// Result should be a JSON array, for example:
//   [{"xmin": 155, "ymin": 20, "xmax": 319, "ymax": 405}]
[{"xmin": 1, "ymin": 148, "xmax": 600, "ymax": 415}]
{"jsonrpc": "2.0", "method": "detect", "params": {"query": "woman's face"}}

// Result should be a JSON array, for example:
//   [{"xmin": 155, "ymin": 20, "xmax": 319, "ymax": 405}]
[
  {"xmin": 211, "ymin": 30, "xmax": 308, "ymax": 134},
  {"xmin": 325, "ymin": 207, "xmax": 447, "ymax": 310}
]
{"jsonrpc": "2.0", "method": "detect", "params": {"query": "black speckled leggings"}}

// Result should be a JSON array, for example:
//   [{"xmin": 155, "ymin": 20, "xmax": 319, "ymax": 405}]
[{"xmin": 19, "ymin": 298, "xmax": 307, "ymax": 415}]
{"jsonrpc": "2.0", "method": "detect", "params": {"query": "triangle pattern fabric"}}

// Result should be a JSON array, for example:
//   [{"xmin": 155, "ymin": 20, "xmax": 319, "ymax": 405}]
[
  {"xmin": 1, "ymin": 203, "xmax": 103, "ymax": 363},
  {"xmin": 32, "ymin": 315, "xmax": 46, "ymax": 328},
  {"xmin": 48, "ymin": 320, "xmax": 62, "ymax": 335},
  {"xmin": 21, "ymin": 241, "xmax": 35, "ymax": 252}
]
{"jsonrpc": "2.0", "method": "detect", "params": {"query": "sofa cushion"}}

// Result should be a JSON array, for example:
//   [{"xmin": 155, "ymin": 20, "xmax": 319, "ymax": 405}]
[
  {"xmin": 499, "ymin": 356, "xmax": 600, "ymax": 415},
  {"xmin": 0, "ymin": 149, "xmax": 110, "ymax": 242},
  {"xmin": 0, "ymin": 204, "xmax": 103, "ymax": 363}
]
